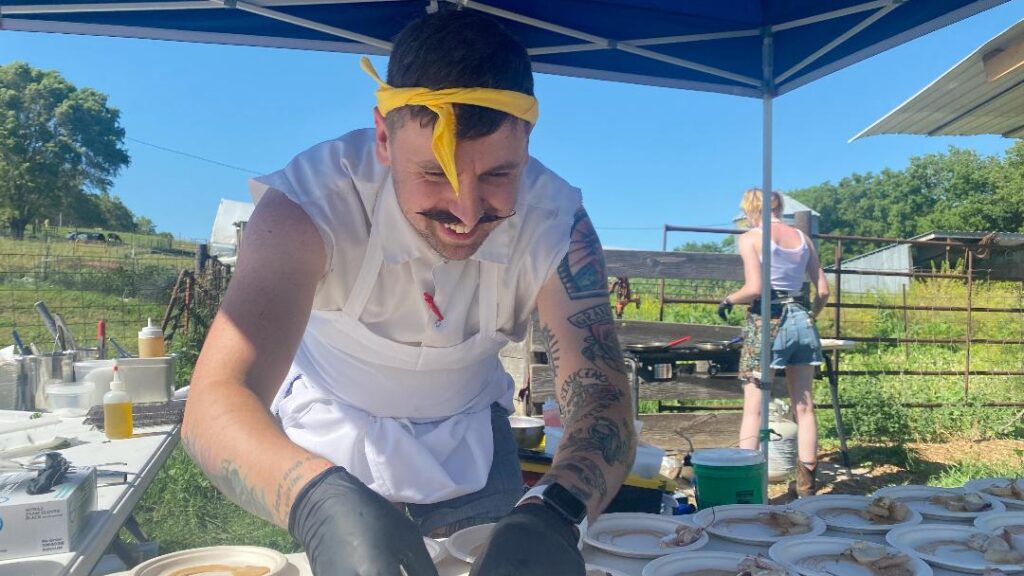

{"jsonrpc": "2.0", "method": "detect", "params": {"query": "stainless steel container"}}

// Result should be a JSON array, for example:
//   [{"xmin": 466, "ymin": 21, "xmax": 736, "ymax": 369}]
[
  {"xmin": 24, "ymin": 352, "xmax": 75, "ymax": 411},
  {"xmin": 0, "ymin": 357, "xmax": 23, "ymax": 410},
  {"xmin": 651, "ymin": 363, "xmax": 674, "ymax": 381}
]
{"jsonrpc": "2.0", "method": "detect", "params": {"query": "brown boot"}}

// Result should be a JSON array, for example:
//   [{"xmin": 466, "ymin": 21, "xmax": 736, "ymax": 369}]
[{"xmin": 795, "ymin": 463, "xmax": 817, "ymax": 498}]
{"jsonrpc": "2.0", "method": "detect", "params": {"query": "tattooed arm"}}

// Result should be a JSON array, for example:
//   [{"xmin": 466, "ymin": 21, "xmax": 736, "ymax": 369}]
[
  {"xmin": 533, "ymin": 206, "xmax": 637, "ymax": 519},
  {"xmin": 181, "ymin": 190, "xmax": 332, "ymax": 527}
]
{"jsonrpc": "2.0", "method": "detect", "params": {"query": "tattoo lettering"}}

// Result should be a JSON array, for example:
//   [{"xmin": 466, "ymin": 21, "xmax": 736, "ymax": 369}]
[
  {"xmin": 557, "ymin": 208, "xmax": 608, "ymax": 300},
  {"xmin": 568, "ymin": 304, "xmax": 625, "ymax": 374},
  {"xmin": 559, "ymin": 368, "xmax": 623, "ymax": 425},
  {"xmin": 274, "ymin": 455, "xmax": 317, "ymax": 525},
  {"xmin": 561, "ymin": 416, "xmax": 632, "ymax": 467},
  {"xmin": 537, "ymin": 323, "xmax": 561, "ymax": 375}
]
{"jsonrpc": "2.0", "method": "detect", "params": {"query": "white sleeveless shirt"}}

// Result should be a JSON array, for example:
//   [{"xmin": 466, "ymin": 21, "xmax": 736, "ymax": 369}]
[{"xmin": 249, "ymin": 129, "xmax": 581, "ymax": 503}]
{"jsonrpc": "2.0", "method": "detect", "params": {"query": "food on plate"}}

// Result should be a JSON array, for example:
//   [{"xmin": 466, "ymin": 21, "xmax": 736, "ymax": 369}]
[
  {"xmin": 737, "ymin": 555, "xmax": 788, "ymax": 576},
  {"xmin": 927, "ymin": 492, "xmax": 992, "ymax": 512},
  {"xmin": 659, "ymin": 524, "xmax": 705, "ymax": 548},
  {"xmin": 860, "ymin": 496, "xmax": 912, "ymax": 523},
  {"xmin": 840, "ymin": 541, "xmax": 913, "ymax": 576},
  {"xmin": 168, "ymin": 565, "xmax": 271, "ymax": 576},
  {"xmin": 586, "ymin": 570, "xmax": 612, "ymax": 576},
  {"xmin": 763, "ymin": 510, "xmax": 812, "ymax": 535},
  {"xmin": 966, "ymin": 531, "xmax": 1024, "ymax": 564},
  {"xmin": 984, "ymin": 480, "xmax": 1024, "ymax": 501}
]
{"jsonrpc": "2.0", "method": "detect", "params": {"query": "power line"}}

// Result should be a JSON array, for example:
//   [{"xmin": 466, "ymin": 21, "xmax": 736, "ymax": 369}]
[{"xmin": 126, "ymin": 136, "xmax": 264, "ymax": 175}]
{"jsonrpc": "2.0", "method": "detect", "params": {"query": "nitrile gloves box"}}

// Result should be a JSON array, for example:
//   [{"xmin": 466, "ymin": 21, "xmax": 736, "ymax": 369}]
[{"xmin": 0, "ymin": 466, "xmax": 97, "ymax": 561}]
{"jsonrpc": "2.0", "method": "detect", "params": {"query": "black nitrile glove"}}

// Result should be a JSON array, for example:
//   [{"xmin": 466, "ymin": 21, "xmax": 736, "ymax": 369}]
[
  {"xmin": 289, "ymin": 466, "xmax": 438, "ymax": 576},
  {"xmin": 470, "ymin": 503, "xmax": 585, "ymax": 576},
  {"xmin": 717, "ymin": 298, "xmax": 733, "ymax": 321}
]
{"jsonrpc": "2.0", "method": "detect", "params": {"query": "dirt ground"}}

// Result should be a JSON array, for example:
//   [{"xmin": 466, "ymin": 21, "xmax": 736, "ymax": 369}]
[{"xmin": 673, "ymin": 439, "xmax": 1024, "ymax": 503}]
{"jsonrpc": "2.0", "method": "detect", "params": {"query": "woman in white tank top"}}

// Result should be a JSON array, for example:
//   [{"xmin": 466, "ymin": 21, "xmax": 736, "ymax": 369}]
[{"xmin": 718, "ymin": 189, "xmax": 831, "ymax": 497}]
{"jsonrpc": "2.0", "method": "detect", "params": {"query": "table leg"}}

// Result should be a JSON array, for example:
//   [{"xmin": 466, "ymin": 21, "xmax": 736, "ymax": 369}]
[
  {"xmin": 624, "ymin": 356, "xmax": 640, "ymax": 419},
  {"xmin": 823, "ymin": 355, "xmax": 851, "ymax": 468}
]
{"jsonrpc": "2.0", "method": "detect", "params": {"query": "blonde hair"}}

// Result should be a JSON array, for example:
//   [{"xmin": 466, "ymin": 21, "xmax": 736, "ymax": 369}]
[{"xmin": 740, "ymin": 188, "xmax": 783, "ymax": 226}]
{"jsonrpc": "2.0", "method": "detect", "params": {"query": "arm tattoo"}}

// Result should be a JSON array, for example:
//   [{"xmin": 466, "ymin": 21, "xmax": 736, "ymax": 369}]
[
  {"xmin": 568, "ymin": 304, "xmax": 626, "ymax": 374},
  {"xmin": 550, "ymin": 456, "xmax": 608, "ymax": 503},
  {"xmin": 274, "ymin": 454, "xmax": 318, "ymax": 526},
  {"xmin": 558, "ymin": 368, "xmax": 623, "ymax": 425},
  {"xmin": 561, "ymin": 416, "xmax": 632, "ymax": 467},
  {"xmin": 183, "ymin": 432, "xmax": 275, "ymax": 524},
  {"xmin": 557, "ymin": 208, "xmax": 608, "ymax": 300},
  {"xmin": 537, "ymin": 322, "xmax": 561, "ymax": 375}
]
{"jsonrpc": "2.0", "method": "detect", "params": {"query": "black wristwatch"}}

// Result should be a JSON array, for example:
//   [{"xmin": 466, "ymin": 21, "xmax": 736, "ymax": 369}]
[{"xmin": 517, "ymin": 482, "xmax": 588, "ymax": 527}]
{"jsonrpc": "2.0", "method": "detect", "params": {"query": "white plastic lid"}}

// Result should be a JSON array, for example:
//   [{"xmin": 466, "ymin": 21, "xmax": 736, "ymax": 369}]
[
  {"xmin": 691, "ymin": 447, "xmax": 765, "ymax": 467},
  {"xmin": 139, "ymin": 317, "xmax": 163, "ymax": 338},
  {"xmin": 45, "ymin": 381, "xmax": 95, "ymax": 395},
  {"xmin": 110, "ymin": 364, "xmax": 126, "ymax": 391}
]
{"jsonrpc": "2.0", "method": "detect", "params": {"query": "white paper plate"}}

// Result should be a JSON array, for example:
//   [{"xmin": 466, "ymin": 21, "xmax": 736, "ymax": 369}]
[
  {"xmin": 886, "ymin": 523, "xmax": 1024, "ymax": 574},
  {"xmin": 692, "ymin": 504, "xmax": 827, "ymax": 545},
  {"xmin": 974, "ymin": 511, "xmax": 1024, "ymax": 534},
  {"xmin": 792, "ymin": 495, "xmax": 923, "ymax": 534},
  {"xmin": 130, "ymin": 545, "xmax": 289, "ymax": 576},
  {"xmin": 585, "ymin": 563, "xmax": 633, "ymax": 576},
  {"xmin": 874, "ymin": 486, "xmax": 1006, "ymax": 521},
  {"xmin": 423, "ymin": 537, "xmax": 446, "ymax": 563},
  {"xmin": 769, "ymin": 536, "xmax": 933, "ymax": 576},
  {"xmin": 965, "ymin": 479, "xmax": 1024, "ymax": 511},
  {"xmin": 445, "ymin": 523, "xmax": 494, "ymax": 564},
  {"xmin": 643, "ymin": 550, "xmax": 790, "ymax": 576},
  {"xmin": 584, "ymin": 512, "xmax": 708, "ymax": 558}
]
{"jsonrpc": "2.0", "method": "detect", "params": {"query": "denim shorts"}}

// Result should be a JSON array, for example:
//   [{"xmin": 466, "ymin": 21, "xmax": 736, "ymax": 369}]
[
  {"xmin": 403, "ymin": 402, "xmax": 524, "ymax": 537},
  {"xmin": 770, "ymin": 304, "xmax": 824, "ymax": 369}
]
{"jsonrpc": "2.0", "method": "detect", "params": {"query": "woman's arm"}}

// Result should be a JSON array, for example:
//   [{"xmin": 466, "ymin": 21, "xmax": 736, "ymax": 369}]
[
  {"xmin": 725, "ymin": 232, "xmax": 763, "ymax": 305},
  {"xmin": 805, "ymin": 237, "xmax": 831, "ymax": 318}
]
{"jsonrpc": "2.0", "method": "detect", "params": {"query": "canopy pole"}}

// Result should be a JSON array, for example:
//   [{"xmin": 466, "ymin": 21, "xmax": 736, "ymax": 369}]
[{"xmin": 758, "ymin": 29, "xmax": 775, "ymax": 480}]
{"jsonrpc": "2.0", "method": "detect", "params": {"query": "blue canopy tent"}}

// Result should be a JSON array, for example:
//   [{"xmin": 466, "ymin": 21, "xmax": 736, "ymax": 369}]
[{"xmin": 3, "ymin": 0, "xmax": 1007, "ymax": 468}]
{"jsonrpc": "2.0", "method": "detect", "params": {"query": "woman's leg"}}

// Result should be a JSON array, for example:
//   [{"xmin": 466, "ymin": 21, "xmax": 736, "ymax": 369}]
[
  {"xmin": 739, "ymin": 380, "xmax": 763, "ymax": 450},
  {"xmin": 785, "ymin": 364, "xmax": 818, "ymax": 467}
]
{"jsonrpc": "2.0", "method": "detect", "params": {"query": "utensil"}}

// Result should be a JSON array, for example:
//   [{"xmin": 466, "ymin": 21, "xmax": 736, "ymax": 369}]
[
  {"xmin": 108, "ymin": 337, "xmax": 134, "ymax": 358},
  {"xmin": 11, "ymin": 330, "xmax": 28, "ymax": 356},
  {"xmin": 54, "ymin": 313, "xmax": 77, "ymax": 351},
  {"xmin": 34, "ymin": 301, "xmax": 63, "ymax": 350},
  {"xmin": 97, "ymin": 320, "xmax": 106, "ymax": 360}
]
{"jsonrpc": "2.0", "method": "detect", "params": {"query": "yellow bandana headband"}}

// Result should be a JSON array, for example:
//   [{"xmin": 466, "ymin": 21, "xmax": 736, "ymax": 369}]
[{"xmin": 360, "ymin": 56, "xmax": 539, "ymax": 196}]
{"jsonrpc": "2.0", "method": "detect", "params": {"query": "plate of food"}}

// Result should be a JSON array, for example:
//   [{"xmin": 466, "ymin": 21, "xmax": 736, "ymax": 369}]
[
  {"xmin": 445, "ymin": 523, "xmax": 494, "ymax": 564},
  {"xmin": 769, "ymin": 536, "xmax": 932, "ymax": 576},
  {"xmin": 129, "ymin": 545, "xmax": 289, "ymax": 576},
  {"xmin": 886, "ymin": 524, "xmax": 1024, "ymax": 574},
  {"xmin": 643, "ymin": 551, "xmax": 791, "ymax": 576},
  {"xmin": 874, "ymin": 486, "xmax": 1005, "ymax": 521},
  {"xmin": 691, "ymin": 505, "xmax": 826, "ymax": 546},
  {"xmin": 975, "ymin": 512, "xmax": 1024, "ymax": 537},
  {"xmin": 792, "ymin": 495, "xmax": 922, "ymax": 534},
  {"xmin": 583, "ymin": 512, "xmax": 708, "ymax": 558},
  {"xmin": 966, "ymin": 479, "xmax": 1024, "ymax": 511}
]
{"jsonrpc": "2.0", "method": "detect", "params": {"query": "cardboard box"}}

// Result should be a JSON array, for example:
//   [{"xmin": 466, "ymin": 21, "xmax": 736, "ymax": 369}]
[{"xmin": 0, "ymin": 466, "xmax": 96, "ymax": 560}]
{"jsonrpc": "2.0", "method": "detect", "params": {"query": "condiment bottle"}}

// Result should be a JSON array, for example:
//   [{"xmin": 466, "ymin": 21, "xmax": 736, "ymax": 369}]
[
  {"xmin": 138, "ymin": 318, "xmax": 165, "ymax": 358},
  {"xmin": 542, "ymin": 397, "xmax": 562, "ymax": 427},
  {"xmin": 103, "ymin": 364, "xmax": 133, "ymax": 440}
]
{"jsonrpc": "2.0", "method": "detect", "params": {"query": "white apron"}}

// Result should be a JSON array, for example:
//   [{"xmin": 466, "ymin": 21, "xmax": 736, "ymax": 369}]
[{"xmin": 273, "ymin": 179, "xmax": 513, "ymax": 504}]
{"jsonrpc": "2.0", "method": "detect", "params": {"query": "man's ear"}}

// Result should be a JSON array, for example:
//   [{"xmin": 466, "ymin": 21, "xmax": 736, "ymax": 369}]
[{"xmin": 373, "ymin": 107, "xmax": 391, "ymax": 166}]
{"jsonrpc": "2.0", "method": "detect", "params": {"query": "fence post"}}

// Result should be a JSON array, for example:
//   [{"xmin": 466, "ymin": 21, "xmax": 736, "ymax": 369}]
[
  {"xmin": 196, "ymin": 244, "xmax": 209, "ymax": 275},
  {"xmin": 832, "ymin": 240, "xmax": 843, "ymax": 382},
  {"xmin": 965, "ymin": 249, "xmax": 974, "ymax": 400},
  {"xmin": 902, "ymin": 284, "xmax": 910, "ymax": 362}
]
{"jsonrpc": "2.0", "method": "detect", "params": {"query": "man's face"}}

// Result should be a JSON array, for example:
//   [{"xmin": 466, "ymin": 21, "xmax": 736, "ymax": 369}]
[{"xmin": 374, "ymin": 109, "xmax": 528, "ymax": 261}]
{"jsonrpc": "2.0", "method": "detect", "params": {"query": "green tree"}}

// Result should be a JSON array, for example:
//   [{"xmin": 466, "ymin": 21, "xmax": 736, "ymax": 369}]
[
  {"xmin": 0, "ymin": 62, "xmax": 130, "ymax": 237},
  {"xmin": 673, "ymin": 240, "xmax": 729, "ymax": 253},
  {"xmin": 135, "ymin": 215, "xmax": 157, "ymax": 235}
]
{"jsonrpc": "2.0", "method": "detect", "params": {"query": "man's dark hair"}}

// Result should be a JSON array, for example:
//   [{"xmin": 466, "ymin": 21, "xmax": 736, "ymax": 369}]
[{"xmin": 386, "ymin": 9, "xmax": 534, "ymax": 140}]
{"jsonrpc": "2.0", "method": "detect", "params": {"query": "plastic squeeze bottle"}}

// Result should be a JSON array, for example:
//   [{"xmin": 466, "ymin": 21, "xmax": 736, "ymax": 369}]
[
  {"xmin": 138, "ymin": 317, "xmax": 165, "ymax": 358},
  {"xmin": 542, "ymin": 397, "xmax": 562, "ymax": 427},
  {"xmin": 104, "ymin": 364, "xmax": 133, "ymax": 440}
]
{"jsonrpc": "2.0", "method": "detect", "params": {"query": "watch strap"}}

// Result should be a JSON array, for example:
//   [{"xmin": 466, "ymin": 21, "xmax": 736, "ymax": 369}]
[{"xmin": 516, "ymin": 484, "xmax": 589, "ymax": 536}]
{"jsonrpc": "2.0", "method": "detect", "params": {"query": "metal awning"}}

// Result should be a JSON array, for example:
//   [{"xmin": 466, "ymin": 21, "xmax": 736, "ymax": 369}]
[{"xmin": 854, "ymin": 17, "xmax": 1024, "ymax": 139}]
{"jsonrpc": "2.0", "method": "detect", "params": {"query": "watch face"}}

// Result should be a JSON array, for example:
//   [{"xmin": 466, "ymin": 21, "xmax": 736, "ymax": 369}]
[{"xmin": 544, "ymin": 482, "xmax": 587, "ymax": 524}]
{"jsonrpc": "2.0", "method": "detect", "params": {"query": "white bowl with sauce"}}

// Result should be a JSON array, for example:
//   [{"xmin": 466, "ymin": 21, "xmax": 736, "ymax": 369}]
[{"xmin": 130, "ymin": 546, "xmax": 288, "ymax": 576}]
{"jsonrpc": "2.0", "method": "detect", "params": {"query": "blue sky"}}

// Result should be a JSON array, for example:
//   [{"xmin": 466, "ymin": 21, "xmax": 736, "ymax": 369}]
[{"xmin": 2, "ymin": 1, "xmax": 1023, "ymax": 249}]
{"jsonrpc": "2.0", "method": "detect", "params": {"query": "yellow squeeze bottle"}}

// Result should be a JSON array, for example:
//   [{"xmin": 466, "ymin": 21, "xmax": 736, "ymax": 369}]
[{"xmin": 103, "ymin": 364, "xmax": 133, "ymax": 440}]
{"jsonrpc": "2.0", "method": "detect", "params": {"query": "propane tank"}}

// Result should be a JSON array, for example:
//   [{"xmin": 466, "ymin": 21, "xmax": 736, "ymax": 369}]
[{"xmin": 767, "ymin": 399, "xmax": 798, "ymax": 483}]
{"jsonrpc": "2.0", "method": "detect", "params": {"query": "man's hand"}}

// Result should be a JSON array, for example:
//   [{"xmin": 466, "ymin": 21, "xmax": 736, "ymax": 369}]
[
  {"xmin": 717, "ymin": 298, "xmax": 733, "ymax": 321},
  {"xmin": 469, "ymin": 504, "xmax": 585, "ymax": 576},
  {"xmin": 290, "ymin": 467, "xmax": 438, "ymax": 576}
]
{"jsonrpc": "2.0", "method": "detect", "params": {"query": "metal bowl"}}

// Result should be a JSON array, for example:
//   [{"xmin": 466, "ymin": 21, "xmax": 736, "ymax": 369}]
[{"xmin": 508, "ymin": 415, "xmax": 545, "ymax": 450}]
